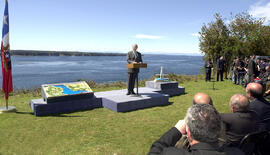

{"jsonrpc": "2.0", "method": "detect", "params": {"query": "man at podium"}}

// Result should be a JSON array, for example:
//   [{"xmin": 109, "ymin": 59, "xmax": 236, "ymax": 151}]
[{"xmin": 126, "ymin": 44, "xmax": 143, "ymax": 95}]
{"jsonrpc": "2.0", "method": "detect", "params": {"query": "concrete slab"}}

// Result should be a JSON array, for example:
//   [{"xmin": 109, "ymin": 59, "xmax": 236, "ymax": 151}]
[
  {"xmin": 157, "ymin": 86, "xmax": 185, "ymax": 96},
  {"xmin": 30, "ymin": 96, "xmax": 102, "ymax": 116},
  {"xmin": 146, "ymin": 81, "xmax": 179, "ymax": 90},
  {"xmin": 95, "ymin": 87, "xmax": 170, "ymax": 112},
  {"xmin": 145, "ymin": 81, "xmax": 185, "ymax": 96}
]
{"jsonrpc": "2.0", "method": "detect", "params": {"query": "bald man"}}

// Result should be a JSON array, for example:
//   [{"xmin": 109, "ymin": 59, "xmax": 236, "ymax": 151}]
[
  {"xmin": 220, "ymin": 94, "xmax": 260, "ymax": 146},
  {"xmin": 193, "ymin": 93, "xmax": 213, "ymax": 105},
  {"xmin": 246, "ymin": 83, "xmax": 270, "ymax": 129},
  {"xmin": 175, "ymin": 93, "xmax": 213, "ymax": 149},
  {"xmin": 126, "ymin": 44, "xmax": 143, "ymax": 95}
]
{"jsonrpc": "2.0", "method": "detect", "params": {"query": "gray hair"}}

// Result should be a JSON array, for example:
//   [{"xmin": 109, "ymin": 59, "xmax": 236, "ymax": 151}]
[
  {"xmin": 185, "ymin": 104, "xmax": 221, "ymax": 143},
  {"xmin": 230, "ymin": 94, "xmax": 250, "ymax": 112}
]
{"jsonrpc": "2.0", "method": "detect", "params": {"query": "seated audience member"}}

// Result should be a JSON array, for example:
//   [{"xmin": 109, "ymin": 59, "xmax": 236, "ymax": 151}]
[
  {"xmin": 175, "ymin": 93, "xmax": 214, "ymax": 149},
  {"xmin": 192, "ymin": 92, "xmax": 213, "ymax": 105},
  {"xmin": 246, "ymin": 83, "xmax": 270, "ymax": 128},
  {"xmin": 259, "ymin": 66, "xmax": 270, "ymax": 95},
  {"xmin": 220, "ymin": 94, "xmax": 259, "ymax": 147},
  {"xmin": 148, "ymin": 104, "xmax": 244, "ymax": 155}
]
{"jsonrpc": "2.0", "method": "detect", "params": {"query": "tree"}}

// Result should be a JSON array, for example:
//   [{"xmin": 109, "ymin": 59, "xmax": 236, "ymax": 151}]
[
  {"xmin": 229, "ymin": 12, "xmax": 270, "ymax": 56},
  {"xmin": 199, "ymin": 12, "xmax": 270, "ymax": 76},
  {"xmin": 199, "ymin": 13, "xmax": 231, "ymax": 75}
]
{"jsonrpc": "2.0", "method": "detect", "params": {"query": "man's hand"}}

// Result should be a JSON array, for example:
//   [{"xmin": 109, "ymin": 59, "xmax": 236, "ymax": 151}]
[{"xmin": 175, "ymin": 120, "xmax": 186, "ymax": 134}]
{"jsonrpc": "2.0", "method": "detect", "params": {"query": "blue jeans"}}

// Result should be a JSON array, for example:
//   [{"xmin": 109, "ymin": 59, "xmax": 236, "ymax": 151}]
[{"xmin": 237, "ymin": 72, "xmax": 245, "ymax": 85}]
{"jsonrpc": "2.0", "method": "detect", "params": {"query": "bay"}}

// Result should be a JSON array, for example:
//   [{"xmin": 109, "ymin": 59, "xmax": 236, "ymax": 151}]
[{"xmin": 0, "ymin": 54, "xmax": 204, "ymax": 89}]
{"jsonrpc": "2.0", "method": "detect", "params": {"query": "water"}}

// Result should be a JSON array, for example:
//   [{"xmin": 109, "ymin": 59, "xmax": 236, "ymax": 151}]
[{"xmin": 0, "ymin": 54, "xmax": 204, "ymax": 89}]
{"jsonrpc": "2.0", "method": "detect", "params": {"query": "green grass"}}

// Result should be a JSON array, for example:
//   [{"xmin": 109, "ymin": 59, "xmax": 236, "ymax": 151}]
[{"xmin": 0, "ymin": 79, "xmax": 245, "ymax": 155}]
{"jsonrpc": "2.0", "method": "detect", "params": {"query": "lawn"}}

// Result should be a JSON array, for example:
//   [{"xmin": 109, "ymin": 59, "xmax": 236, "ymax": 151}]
[{"xmin": 0, "ymin": 79, "xmax": 245, "ymax": 155}]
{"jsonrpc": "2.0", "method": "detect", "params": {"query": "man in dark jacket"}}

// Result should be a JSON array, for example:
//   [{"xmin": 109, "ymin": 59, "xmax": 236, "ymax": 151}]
[
  {"xmin": 236, "ymin": 59, "xmax": 246, "ymax": 85},
  {"xmin": 246, "ymin": 82, "xmax": 270, "ymax": 130},
  {"xmin": 148, "ymin": 104, "xmax": 244, "ymax": 155},
  {"xmin": 217, "ymin": 56, "xmax": 225, "ymax": 81},
  {"xmin": 247, "ymin": 55, "xmax": 256, "ymax": 84},
  {"xmin": 126, "ymin": 44, "xmax": 142, "ymax": 95},
  {"xmin": 205, "ymin": 59, "xmax": 213, "ymax": 82},
  {"xmin": 221, "ymin": 94, "xmax": 260, "ymax": 146}
]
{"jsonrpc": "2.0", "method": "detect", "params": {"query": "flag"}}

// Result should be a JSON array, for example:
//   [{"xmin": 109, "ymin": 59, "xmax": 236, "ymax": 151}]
[{"xmin": 1, "ymin": 0, "xmax": 13, "ymax": 100}]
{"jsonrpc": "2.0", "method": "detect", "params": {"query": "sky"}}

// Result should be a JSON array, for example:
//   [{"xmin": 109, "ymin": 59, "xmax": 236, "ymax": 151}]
[{"xmin": 0, "ymin": 0, "xmax": 270, "ymax": 54}]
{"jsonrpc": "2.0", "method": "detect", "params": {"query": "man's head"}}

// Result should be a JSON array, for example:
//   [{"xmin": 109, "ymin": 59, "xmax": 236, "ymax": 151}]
[
  {"xmin": 132, "ymin": 44, "xmax": 138, "ymax": 52},
  {"xmin": 246, "ymin": 83, "xmax": 263, "ymax": 100},
  {"xmin": 229, "ymin": 94, "xmax": 250, "ymax": 112},
  {"xmin": 266, "ymin": 65, "xmax": 270, "ymax": 72},
  {"xmin": 251, "ymin": 55, "xmax": 256, "ymax": 60},
  {"xmin": 220, "ymin": 56, "xmax": 224, "ymax": 60},
  {"xmin": 256, "ymin": 58, "xmax": 261, "ymax": 63},
  {"xmin": 193, "ymin": 93, "xmax": 213, "ymax": 106},
  {"xmin": 185, "ymin": 104, "xmax": 221, "ymax": 144}
]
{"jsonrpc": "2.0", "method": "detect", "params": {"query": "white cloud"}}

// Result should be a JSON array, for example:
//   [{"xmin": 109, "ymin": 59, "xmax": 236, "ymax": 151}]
[
  {"xmin": 135, "ymin": 34, "xmax": 163, "ymax": 39},
  {"xmin": 191, "ymin": 33, "xmax": 200, "ymax": 37},
  {"xmin": 249, "ymin": 1, "xmax": 270, "ymax": 23}
]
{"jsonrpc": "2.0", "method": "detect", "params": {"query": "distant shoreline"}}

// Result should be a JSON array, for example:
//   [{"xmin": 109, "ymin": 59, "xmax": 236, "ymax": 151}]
[{"xmin": 10, "ymin": 50, "xmax": 126, "ymax": 56}]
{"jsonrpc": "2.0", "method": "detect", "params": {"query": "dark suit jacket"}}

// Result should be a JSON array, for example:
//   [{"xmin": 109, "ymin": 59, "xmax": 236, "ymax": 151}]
[
  {"xmin": 220, "ymin": 111, "xmax": 260, "ymax": 146},
  {"xmin": 148, "ymin": 127, "xmax": 244, "ymax": 155},
  {"xmin": 205, "ymin": 61, "xmax": 213, "ymax": 71},
  {"xmin": 248, "ymin": 59, "xmax": 256, "ymax": 76},
  {"xmin": 126, "ymin": 51, "xmax": 142, "ymax": 73},
  {"xmin": 217, "ymin": 59, "xmax": 225, "ymax": 71},
  {"xmin": 250, "ymin": 98, "xmax": 270, "ymax": 121},
  {"xmin": 260, "ymin": 71, "xmax": 270, "ymax": 83}
]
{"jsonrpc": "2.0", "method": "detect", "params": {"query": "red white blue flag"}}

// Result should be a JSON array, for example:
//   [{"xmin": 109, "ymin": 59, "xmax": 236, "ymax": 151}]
[{"xmin": 1, "ymin": 0, "xmax": 13, "ymax": 100}]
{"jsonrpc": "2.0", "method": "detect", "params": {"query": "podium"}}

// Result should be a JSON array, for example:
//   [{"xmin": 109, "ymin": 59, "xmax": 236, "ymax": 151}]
[
  {"xmin": 126, "ymin": 63, "xmax": 147, "ymax": 69},
  {"xmin": 126, "ymin": 63, "xmax": 147, "ymax": 95}
]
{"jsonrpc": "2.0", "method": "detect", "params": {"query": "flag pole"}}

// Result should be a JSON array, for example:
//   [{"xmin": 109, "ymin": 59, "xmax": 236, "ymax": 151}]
[
  {"xmin": 6, "ymin": 98, "xmax": 8, "ymax": 110},
  {"xmin": 0, "ymin": 97, "xmax": 16, "ymax": 113}
]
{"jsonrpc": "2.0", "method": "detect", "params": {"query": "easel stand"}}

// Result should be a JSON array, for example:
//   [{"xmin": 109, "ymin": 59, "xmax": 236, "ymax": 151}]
[{"xmin": 136, "ymin": 73, "xmax": 139, "ymax": 95}]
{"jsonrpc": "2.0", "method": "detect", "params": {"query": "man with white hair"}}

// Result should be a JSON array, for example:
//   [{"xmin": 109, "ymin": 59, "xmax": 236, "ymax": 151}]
[
  {"xmin": 126, "ymin": 44, "xmax": 142, "ymax": 95},
  {"xmin": 148, "ymin": 104, "xmax": 244, "ymax": 155}
]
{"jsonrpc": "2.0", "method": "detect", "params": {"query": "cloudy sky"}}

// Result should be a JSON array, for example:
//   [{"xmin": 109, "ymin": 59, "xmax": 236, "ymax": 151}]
[{"xmin": 0, "ymin": 0, "xmax": 269, "ymax": 54}]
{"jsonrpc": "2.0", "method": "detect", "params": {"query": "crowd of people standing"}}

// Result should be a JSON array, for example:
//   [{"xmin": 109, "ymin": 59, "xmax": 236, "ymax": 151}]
[{"xmin": 204, "ymin": 55, "xmax": 270, "ymax": 96}]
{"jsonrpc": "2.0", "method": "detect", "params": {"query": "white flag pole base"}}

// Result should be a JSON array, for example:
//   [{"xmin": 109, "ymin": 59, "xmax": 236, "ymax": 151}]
[{"xmin": 0, "ymin": 106, "xmax": 16, "ymax": 113}]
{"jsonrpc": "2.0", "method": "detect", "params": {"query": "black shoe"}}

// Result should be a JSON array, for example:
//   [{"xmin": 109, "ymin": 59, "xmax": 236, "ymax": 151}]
[
  {"xmin": 131, "ymin": 91, "xmax": 136, "ymax": 95},
  {"xmin": 126, "ymin": 92, "xmax": 131, "ymax": 95}
]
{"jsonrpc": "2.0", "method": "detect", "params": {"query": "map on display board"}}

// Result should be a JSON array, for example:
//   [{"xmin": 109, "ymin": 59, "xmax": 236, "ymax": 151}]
[{"xmin": 42, "ymin": 81, "xmax": 93, "ymax": 98}]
